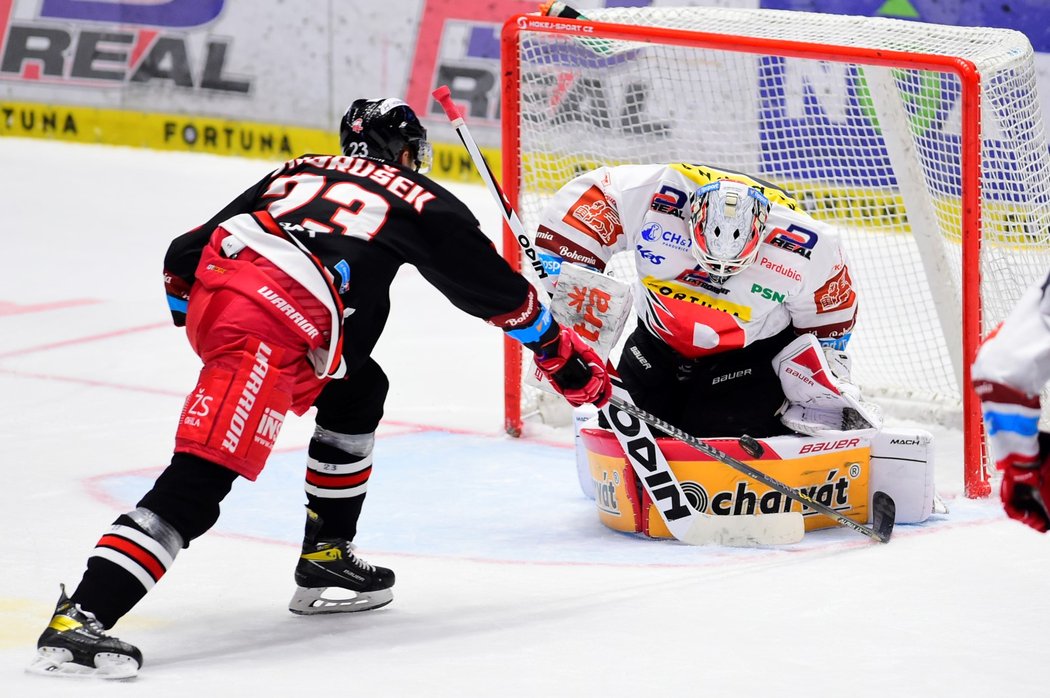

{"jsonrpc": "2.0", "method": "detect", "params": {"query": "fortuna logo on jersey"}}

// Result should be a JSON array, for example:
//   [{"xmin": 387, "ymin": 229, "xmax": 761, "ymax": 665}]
[
  {"xmin": 643, "ymin": 278, "xmax": 752, "ymax": 320},
  {"xmin": 222, "ymin": 343, "xmax": 272, "ymax": 453}
]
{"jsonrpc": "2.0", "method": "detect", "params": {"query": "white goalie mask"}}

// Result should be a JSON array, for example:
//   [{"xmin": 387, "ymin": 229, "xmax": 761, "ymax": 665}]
[{"xmin": 688, "ymin": 180, "xmax": 770, "ymax": 279}]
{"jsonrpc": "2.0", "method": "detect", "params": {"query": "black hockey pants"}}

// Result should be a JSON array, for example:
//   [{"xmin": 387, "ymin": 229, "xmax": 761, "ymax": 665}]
[{"xmin": 615, "ymin": 325, "xmax": 796, "ymax": 439}]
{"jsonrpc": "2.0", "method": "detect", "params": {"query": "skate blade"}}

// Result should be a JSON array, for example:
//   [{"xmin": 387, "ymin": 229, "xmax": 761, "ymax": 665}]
[
  {"xmin": 26, "ymin": 647, "xmax": 139, "ymax": 680},
  {"xmin": 288, "ymin": 585, "xmax": 393, "ymax": 615}
]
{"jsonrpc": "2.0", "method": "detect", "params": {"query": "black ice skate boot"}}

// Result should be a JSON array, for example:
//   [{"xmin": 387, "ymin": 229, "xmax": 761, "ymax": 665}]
[
  {"xmin": 27, "ymin": 584, "xmax": 142, "ymax": 679},
  {"xmin": 288, "ymin": 509, "xmax": 394, "ymax": 615}
]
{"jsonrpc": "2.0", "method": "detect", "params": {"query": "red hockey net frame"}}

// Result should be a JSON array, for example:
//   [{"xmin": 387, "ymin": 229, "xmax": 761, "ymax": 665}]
[{"xmin": 500, "ymin": 13, "xmax": 988, "ymax": 498}]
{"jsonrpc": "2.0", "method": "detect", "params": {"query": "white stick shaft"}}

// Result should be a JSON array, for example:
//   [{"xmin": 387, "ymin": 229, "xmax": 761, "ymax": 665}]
[
  {"xmin": 432, "ymin": 86, "xmax": 550, "ymax": 287},
  {"xmin": 431, "ymin": 85, "xmax": 804, "ymax": 547}
]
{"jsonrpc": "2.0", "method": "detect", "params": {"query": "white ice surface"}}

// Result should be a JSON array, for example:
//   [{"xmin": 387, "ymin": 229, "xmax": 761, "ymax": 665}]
[{"xmin": 2, "ymin": 139, "xmax": 1048, "ymax": 697}]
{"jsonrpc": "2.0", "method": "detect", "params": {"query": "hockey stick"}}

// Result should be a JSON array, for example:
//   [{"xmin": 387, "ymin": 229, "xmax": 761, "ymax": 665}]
[
  {"xmin": 434, "ymin": 84, "xmax": 902, "ymax": 545},
  {"xmin": 434, "ymin": 85, "xmax": 806, "ymax": 547},
  {"xmin": 612, "ymin": 400, "xmax": 895, "ymax": 543}
]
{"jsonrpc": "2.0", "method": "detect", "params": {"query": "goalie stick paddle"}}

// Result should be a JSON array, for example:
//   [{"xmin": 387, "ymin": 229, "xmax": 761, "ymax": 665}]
[{"xmin": 433, "ymin": 84, "xmax": 805, "ymax": 547}]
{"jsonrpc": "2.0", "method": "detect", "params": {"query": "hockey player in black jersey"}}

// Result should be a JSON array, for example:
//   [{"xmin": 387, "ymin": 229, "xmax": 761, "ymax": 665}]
[{"xmin": 29, "ymin": 97, "xmax": 610, "ymax": 679}]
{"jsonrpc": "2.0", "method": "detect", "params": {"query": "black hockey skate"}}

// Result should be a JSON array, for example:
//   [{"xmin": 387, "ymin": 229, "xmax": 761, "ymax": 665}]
[
  {"xmin": 288, "ymin": 510, "xmax": 394, "ymax": 615},
  {"xmin": 27, "ymin": 584, "xmax": 142, "ymax": 679}
]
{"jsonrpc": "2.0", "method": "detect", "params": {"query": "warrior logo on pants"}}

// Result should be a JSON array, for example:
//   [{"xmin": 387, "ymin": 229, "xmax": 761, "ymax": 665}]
[{"xmin": 223, "ymin": 343, "xmax": 273, "ymax": 453}]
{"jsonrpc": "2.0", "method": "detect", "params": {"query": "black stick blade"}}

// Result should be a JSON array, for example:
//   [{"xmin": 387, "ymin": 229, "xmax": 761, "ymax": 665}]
[{"xmin": 871, "ymin": 491, "xmax": 896, "ymax": 543}]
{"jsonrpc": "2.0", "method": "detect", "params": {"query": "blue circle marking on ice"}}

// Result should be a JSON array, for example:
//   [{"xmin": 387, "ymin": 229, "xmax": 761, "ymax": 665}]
[{"xmin": 91, "ymin": 431, "xmax": 973, "ymax": 566}]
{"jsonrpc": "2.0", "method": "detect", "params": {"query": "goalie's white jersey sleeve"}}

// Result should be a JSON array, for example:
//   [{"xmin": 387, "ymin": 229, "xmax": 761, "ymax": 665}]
[
  {"xmin": 534, "ymin": 163, "xmax": 858, "ymax": 360},
  {"xmin": 972, "ymin": 271, "xmax": 1050, "ymax": 467}
]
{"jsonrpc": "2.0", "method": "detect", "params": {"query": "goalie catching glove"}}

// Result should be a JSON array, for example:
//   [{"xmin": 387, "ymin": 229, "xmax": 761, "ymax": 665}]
[
  {"xmin": 773, "ymin": 333, "xmax": 882, "ymax": 437},
  {"xmin": 532, "ymin": 325, "xmax": 612, "ymax": 408}
]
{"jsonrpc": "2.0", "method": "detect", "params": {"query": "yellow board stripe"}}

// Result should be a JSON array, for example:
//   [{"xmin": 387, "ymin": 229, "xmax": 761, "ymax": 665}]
[{"xmin": 0, "ymin": 100, "xmax": 499, "ymax": 185}]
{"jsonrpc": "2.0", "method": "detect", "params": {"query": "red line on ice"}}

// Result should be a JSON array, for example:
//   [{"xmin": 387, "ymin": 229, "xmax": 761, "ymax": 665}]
[
  {"xmin": 0, "ymin": 298, "xmax": 101, "ymax": 317},
  {"xmin": 0, "ymin": 321, "xmax": 169, "ymax": 359}
]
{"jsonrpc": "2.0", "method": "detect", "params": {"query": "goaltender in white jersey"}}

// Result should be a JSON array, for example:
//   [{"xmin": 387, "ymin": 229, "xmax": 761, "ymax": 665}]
[{"xmin": 535, "ymin": 162, "xmax": 878, "ymax": 439}]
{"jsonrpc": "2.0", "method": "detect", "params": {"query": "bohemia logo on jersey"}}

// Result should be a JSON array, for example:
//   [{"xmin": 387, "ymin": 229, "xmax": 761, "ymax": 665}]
[
  {"xmin": 565, "ymin": 185, "xmax": 623, "ymax": 246},
  {"xmin": 0, "ymin": 0, "xmax": 252, "ymax": 93}
]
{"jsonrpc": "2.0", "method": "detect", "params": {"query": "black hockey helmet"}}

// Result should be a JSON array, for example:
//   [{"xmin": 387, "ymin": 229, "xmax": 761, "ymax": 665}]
[{"xmin": 339, "ymin": 98, "xmax": 432, "ymax": 174}]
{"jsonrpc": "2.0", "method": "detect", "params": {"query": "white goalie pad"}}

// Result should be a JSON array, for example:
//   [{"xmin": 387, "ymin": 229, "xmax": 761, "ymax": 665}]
[
  {"xmin": 870, "ymin": 427, "xmax": 937, "ymax": 524},
  {"xmin": 773, "ymin": 334, "xmax": 883, "ymax": 438},
  {"xmin": 526, "ymin": 263, "xmax": 633, "ymax": 396}
]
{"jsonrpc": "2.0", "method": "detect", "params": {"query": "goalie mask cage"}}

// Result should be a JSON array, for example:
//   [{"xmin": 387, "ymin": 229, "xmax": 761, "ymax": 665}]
[{"xmin": 500, "ymin": 6, "xmax": 1050, "ymax": 498}]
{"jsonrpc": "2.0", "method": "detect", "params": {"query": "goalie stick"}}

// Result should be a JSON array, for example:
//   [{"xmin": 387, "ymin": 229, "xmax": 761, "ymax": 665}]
[
  {"xmin": 433, "ymin": 85, "xmax": 812, "ymax": 547},
  {"xmin": 434, "ymin": 84, "xmax": 897, "ymax": 545},
  {"xmin": 616, "ymin": 401, "xmax": 896, "ymax": 543}
]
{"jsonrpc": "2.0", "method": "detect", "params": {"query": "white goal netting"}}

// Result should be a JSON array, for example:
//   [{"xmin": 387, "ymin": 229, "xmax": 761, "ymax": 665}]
[{"xmin": 503, "ymin": 6, "xmax": 1050, "ymax": 495}]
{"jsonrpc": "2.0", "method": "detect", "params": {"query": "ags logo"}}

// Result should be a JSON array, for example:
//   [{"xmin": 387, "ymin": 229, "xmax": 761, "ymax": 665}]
[{"xmin": 637, "ymin": 246, "xmax": 665, "ymax": 265}]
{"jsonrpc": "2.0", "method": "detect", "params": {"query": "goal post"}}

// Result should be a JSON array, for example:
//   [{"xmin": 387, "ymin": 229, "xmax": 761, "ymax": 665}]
[{"xmin": 500, "ymin": 6, "xmax": 1050, "ymax": 498}]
